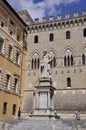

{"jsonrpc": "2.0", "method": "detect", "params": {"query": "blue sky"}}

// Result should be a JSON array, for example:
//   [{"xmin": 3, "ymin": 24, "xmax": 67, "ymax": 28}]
[{"xmin": 7, "ymin": 0, "xmax": 86, "ymax": 21}]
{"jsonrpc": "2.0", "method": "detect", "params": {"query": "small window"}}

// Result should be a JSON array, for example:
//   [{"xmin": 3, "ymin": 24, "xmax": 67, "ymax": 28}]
[
  {"xmin": 3, "ymin": 102, "xmax": 7, "ymax": 114},
  {"xmin": 17, "ymin": 35, "xmax": 20, "ymax": 41},
  {"xmin": 10, "ymin": 31, "xmax": 13, "ymax": 35},
  {"xmin": 0, "ymin": 38, "xmax": 4, "ymax": 53},
  {"xmin": 14, "ymin": 78, "xmax": 18, "ymax": 92},
  {"xmin": 67, "ymin": 77, "xmax": 71, "ymax": 87},
  {"xmin": 34, "ymin": 35, "xmax": 38, "ymax": 43},
  {"xmin": 12, "ymin": 104, "xmax": 16, "ymax": 115},
  {"xmin": 16, "ymin": 51, "xmax": 20, "ymax": 64},
  {"xmin": 83, "ymin": 28, "xmax": 86, "ymax": 37},
  {"xmin": 5, "ymin": 74, "xmax": 10, "ymax": 89},
  {"xmin": 1, "ymin": 22, "xmax": 4, "ymax": 27},
  {"xmin": 10, "ymin": 20, "xmax": 14, "ymax": 25},
  {"xmin": 66, "ymin": 31, "xmax": 70, "ymax": 39},
  {"xmin": 8, "ymin": 45, "xmax": 12, "ymax": 59},
  {"xmin": 0, "ymin": 70, "xmax": 2, "ymax": 87},
  {"xmin": 64, "ymin": 56, "xmax": 66, "ymax": 66},
  {"xmin": 82, "ymin": 54, "xmax": 85, "ymax": 65},
  {"xmin": 49, "ymin": 33, "xmax": 54, "ymax": 41}
]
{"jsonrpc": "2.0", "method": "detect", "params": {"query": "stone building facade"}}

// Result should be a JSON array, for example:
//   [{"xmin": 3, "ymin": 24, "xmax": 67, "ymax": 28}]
[
  {"xmin": 22, "ymin": 10, "xmax": 86, "ymax": 114},
  {"xmin": 0, "ymin": 0, "xmax": 86, "ymax": 119},
  {"xmin": 0, "ymin": 0, "xmax": 27, "ymax": 119}
]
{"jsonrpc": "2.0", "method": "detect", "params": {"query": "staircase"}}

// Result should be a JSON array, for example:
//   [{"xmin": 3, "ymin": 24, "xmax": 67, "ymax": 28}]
[{"xmin": 10, "ymin": 117, "xmax": 86, "ymax": 130}]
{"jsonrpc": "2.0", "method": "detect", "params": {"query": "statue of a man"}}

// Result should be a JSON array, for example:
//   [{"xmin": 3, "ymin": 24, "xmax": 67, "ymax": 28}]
[{"xmin": 40, "ymin": 51, "xmax": 52, "ymax": 78}]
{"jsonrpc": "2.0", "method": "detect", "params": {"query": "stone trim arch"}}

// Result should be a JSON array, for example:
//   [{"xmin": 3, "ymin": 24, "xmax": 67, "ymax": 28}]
[
  {"xmin": 62, "ymin": 46, "xmax": 75, "ymax": 57},
  {"xmin": 30, "ymin": 50, "xmax": 40, "ymax": 69}
]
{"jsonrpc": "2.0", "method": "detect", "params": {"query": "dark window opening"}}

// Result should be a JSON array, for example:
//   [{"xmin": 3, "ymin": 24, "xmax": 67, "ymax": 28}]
[
  {"xmin": 50, "ymin": 33, "xmax": 54, "ymax": 41},
  {"xmin": 12, "ymin": 104, "xmax": 16, "ymax": 115},
  {"xmin": 64, "ymin": 55, "xmax": 73, "ymax": 67},
  {"xmin": 8, "ymin": 45, "xmax": 12, "ymax": 59},
  {"xmin": 64, "ymin": 56, "xmax": 66, "ymax": 66},
  {"xmin": 71, "ymin": 55, "xmax": 73, "ymax": 66},
  {"xmin": 67, "ymin": 77, "xmax": 71, "ymax": 87},
  {"xmin": 0, "ymin": 39, "xmax": 4, "ymax": 53},
  {"xmin": 16, "ymin": 51, "xmax": 19, "ymax": 64},
  {"xmin": 17, "ymin": 35, "xmax": 20, "ymax": 41},
  {"xmin": 3, "ymin": 102, "xmax": 7, "ymax": 114},
  {"xmin": 10, "ymin": 20, "xmax": 14, "ymax": 25},
  {"xmin": 84, "ymin": 28, "xmax": 86, "ymax": 37},
  {"xmin": 14, "ymin": 78, "xmax": 18, "ymax": 91},
  {"xmin": 34, "ymin": 35, "xmax": 38, "ymax": 43},
  {"xmin": 10, "ymin": 31, "xmax": 13, "ymax": 35},
  {"xmin": 6, "ymin": 74, "xmax": 10, "ymax": 88},
  {"xmin": 37, "ymin": 58, "xmax": 40, "ymax": 69},
  {"xmin": 82, "ymin": 54, "xmax": 85, "ymax": 65},
  {"xmin": 66, "ymin": 31, "xmax": 70, "ymax": 39},
  {"xmin": 31, "ymin": 59, "xmax": 34, "ymax": 69},
  {"xmin": 53, "ymin": 57, "xmax": 56, "ymax": 67},
  {"xmin": 1, "ymin": 22, "xmax": 4, "ymax": 27},
  {"xmin": 31, "ymin": 58, "xmax": 40, "ymax": 69}
]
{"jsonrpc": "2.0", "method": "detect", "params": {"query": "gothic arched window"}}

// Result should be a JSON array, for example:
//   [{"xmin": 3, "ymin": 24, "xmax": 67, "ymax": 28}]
[
  {"xmin": 48, "ymin": 51, "xmax": 56, "ymax": 68},
  {"xmin": 82, "ymin": 48, "xmax": 86, "ymax": 65},
  {"xmin": 31, "ymin": 53, "xmax": 40, "ymax": 69},
  {"xmin": 64, "ymin": 49, "xmax": 74, "ymax": 67}
]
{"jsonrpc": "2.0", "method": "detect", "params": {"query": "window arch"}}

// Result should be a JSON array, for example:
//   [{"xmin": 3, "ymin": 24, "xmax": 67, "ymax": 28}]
[
  {"xmin": 34, "ymin": 35, "xmax": 38, "ymax": 43},
  {"xmin": 82, "ymin": 48, "xmax": 86, "ymax": 65},
  {"xmin": 49, "ymin": 33, "xmax": 54, "ymax": 41},
  {"xmin": 66, "ymin": 31, "xmax": 70, "ymax": 39},
  {"xmin": 83, "ymin": 28, "xmax": 86, "ymax": 37},
  {"xmin": 64, "ymin": 49, "xmax": 74, "ymax": 66},
  {"xmin": 67, "ymin": 77, "xmax": 71, "ymax": 87},
  {"xmin": 48, "ymin": 51, "xmax": 56, "ymax": 68},
  {"xmin": 31, "ymin": 53, "xmax": 40, "ymax": 69}
]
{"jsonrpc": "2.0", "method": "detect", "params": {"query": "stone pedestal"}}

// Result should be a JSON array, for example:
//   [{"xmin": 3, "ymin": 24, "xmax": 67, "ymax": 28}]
[{"xmin": 32, "ymin": 77, "xmax": 56, "ymax": 117}]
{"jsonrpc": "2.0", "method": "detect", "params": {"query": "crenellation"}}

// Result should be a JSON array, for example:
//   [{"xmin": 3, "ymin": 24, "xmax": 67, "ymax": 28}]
[
  {"xmin": 74, "ymin": 11, "xmax": 79, "ymax": 17},
  {"xmin": 49, "ymin": 16, "xmax": 54, "ymax": 21},
  {"xmin": 83, "ymin": 9, "xmax": 86, "ymax": 15},
  {"xmin": 42, "ymin": 17, "xmax": 46, "ymax": 22},
  {"xmin": 57, "ymin": 14, "xmax": 62, "ymax": 20},
  {"xmin": 29, "ymin": 12, "xmax": 86, "ymax": 33},
  {"xmin": 34, "ymin": 18, "xmax": 39, "ymax": 23},
  {"xmin": 65, "ymin": 13, "xmax": 70, "ymax": 19}
]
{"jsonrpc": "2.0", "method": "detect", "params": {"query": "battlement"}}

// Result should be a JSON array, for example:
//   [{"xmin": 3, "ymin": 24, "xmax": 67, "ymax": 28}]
[
  {"xmin": 28, "ymin": 10, "xmax": 86, "ymax": 33},
  {"xmin": 34, "ymin": 10, "xmax": 86, "ymax": 23}
]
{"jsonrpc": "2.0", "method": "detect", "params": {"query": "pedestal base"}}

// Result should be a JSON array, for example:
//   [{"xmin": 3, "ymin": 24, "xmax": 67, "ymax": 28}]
[{"xmin": 33, "ymin": 77, "xmax": 56, "ymax": 119}]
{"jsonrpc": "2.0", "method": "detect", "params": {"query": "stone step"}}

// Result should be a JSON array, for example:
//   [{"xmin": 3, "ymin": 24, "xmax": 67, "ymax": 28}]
[
  {"xmin": 9, "ymin": 117, "xmax": 86, "ymax": 130},
  {"xmin": 10, "ymin": 119, "xmax": 74, "ymax": 130}
]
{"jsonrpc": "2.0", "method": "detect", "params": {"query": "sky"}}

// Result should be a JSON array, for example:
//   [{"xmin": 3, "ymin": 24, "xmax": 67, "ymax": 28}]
[{"xmin": 7, "ymin": 0, "xmax": 86, "ymax": 21}]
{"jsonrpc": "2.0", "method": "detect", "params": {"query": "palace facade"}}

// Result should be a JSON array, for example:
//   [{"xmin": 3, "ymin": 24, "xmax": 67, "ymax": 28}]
[
  {"xmin": 22, "ymin": 10, "xmax": 86, "ymax": 114},
  {"xmin": 0, "ymin": 0, "xmax": 27, "ymax": 119},
  {"xmin": 0, "ymin": 0, "xmax": 86, "ymax": 119}
]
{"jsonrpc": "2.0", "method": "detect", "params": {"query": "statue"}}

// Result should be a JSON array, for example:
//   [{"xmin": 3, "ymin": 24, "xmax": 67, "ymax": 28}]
[{"xmin": 40, "ymin": 51, "xmax": 52, "ymax": 78}]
